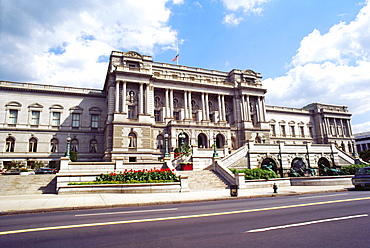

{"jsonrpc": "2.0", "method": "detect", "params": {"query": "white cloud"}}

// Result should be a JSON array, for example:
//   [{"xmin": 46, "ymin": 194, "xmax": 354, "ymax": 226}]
[
  {"xmin": 221, "ymin": 0, "xmax": 271, "ymax": 25},
  {"xmin": 263, "ymin": 0, "xmax": 370, "ymax": 132},
  {"xmin": 0, "ymin": 0, "xmax": 179, "ymax": 88},
  {"xmin": 353, "ymin": 121, "xmax": 370, "ymax": 134}
]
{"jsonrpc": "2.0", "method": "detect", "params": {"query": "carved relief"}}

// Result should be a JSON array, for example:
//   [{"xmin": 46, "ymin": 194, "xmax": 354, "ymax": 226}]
[{"xmin": 124, "ymin": 51, "xmax": 142, "ymax": 59}]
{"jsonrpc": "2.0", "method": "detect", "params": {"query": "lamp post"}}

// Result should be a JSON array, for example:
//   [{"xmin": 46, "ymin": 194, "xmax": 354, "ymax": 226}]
[
  {"xmin": 164, "ymin": 133, "xmax": 170, "ymax": 158},
  {"xmin": 179, "ymin": 131, "xmax": 185, "ymax": 153},
  {"xmin": 66, "ymin": 133, "xmax": 71, "ymax": 158},
  {"xmin": 213, "ymin": 134, "xmax": 219, "ymax": 158}
]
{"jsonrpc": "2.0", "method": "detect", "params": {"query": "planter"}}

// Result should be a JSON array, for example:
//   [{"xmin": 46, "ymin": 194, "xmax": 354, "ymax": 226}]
[{"xmin": 180, "ymin": 163, "xmax": 193, "ymax": 171}]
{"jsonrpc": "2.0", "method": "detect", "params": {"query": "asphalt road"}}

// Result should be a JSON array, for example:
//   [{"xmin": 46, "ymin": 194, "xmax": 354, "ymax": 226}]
[{"xmin": 1, "ymin": 191, "xmax": 370, "ymax": 247}]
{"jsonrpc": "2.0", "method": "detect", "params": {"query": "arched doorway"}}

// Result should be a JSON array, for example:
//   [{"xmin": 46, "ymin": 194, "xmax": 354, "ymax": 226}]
[
  {"xmin": 197, "ymin": 133, "xmax": 208, "ymax": 148},
  {"xmin": 216, "ymin": 134, "xmax": 225, "ymax": 148},
  {"xmin": 261, "ymin": 158, "xmax": 278, "ymax": 174},
  {"xmin": 290, "ymin": 157, "xmax": 310, "ymax": 176},
  {"xmin": 318, "ymin": 157, "xmax": 333, "ymax": 176}
]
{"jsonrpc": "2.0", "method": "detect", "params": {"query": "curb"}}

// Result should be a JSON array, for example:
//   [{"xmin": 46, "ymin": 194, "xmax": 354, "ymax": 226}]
[{"xmin": 0, "ymin": 188, "xmax": 349, "ymax": 216}]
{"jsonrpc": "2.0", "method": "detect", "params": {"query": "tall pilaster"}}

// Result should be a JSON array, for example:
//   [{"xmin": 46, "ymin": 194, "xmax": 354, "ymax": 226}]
[
  {"xmin": 122, "ymin": 81, "xmax": 126, "ymax": 113},
  {"xmin": 184, "ymin": 91, "xmax": 188, "ymax": 119},
  {"xmin": 188, "ymin": 91, "xmax": 192, "ymax": 119},
  {"xmin": 165, "ymin": 89, "xmax": 169, "ymax": 118},
  {"xmin": 201, "ymin": 93, "xmax": 205, "ymax": 120},
  {"xmin": 170, "ymin": 89, "xmax": 173, "ymax": 118},
  {"xmin": 139, "ymin": 83, "xmax": 143, "ymax": 115},
  {"xmin": 115, "ymin": 81, "xmax": 120, "ymax": 112},
  {"xmin": 221, "ymin": 95, "xmax": 226, "ymax": 121}
]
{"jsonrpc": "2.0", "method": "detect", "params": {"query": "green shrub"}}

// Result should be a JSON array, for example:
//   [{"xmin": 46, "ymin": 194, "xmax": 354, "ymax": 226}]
[
  {"xmin": 341, "ymin": 164, "xmax": 369, "ymax": 175},
  {"xmin": 95, "ymin": 168, "xmax": 178, "ymax": 183},
  {"xmin": 230, "ymin": 168, "xmax": 278, "ymax": 180}
]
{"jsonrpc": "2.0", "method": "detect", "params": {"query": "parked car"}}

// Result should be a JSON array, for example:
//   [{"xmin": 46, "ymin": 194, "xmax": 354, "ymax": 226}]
[
  {"xmin": 35, "ymin": 168, "xmax": 58, "ymax": 174},
  {"xmin": 2, "ymin": 169, "xmax": 21, "ymax": 175},
  {"xmin": 352, "ymin": 167, "xmax": 370, "ymax": 189}
]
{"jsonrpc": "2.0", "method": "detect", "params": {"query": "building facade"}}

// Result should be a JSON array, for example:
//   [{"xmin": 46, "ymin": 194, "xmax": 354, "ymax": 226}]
[{"xmin": 0, "ymin": 51, "xmax": 356, "ymax": 171}]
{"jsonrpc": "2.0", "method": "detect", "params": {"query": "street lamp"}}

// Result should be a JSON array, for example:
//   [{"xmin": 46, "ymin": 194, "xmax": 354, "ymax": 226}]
[
  {"xmin": 179, "ymin": 131, "xmax": 185, "ymax": 153},
  {"xmin": 213, "ymin": 133, "xmax": 219, "ymax": 158},
  {"xmin": 164, "ymin": 133, "xmax": 170, "ymax": 158},
  {"xmin": 66, "ymin": 133, "xmax": 71, "ymax": 158}
]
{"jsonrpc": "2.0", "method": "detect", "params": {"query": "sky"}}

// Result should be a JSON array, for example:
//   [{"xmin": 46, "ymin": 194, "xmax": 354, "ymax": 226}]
[{"xmin": 1, "ymin": 0, "xmax": 369, "ymax": 133}]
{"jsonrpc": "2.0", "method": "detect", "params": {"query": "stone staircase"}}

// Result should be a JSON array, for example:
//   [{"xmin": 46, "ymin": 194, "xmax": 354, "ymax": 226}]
[
  {"xmin": 0, "ymin": 175, "xmax": 57, "ymax": 195},
  {"xmin": 178, "ymin": 170, "xmax": 229, "ymax": 191}
]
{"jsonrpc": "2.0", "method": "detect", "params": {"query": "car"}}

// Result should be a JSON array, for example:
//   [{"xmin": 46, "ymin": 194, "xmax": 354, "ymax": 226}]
[
  {"xmin": 352, "ymin": 167, "xmax": 370, "ymax": 190},
  {"xmin": 35, "ymin": 168, "xmax": 58, "ymax": 174},
  {"xmin": 2, "ymin": 169, "xmax": 20, "ymax": 175}
]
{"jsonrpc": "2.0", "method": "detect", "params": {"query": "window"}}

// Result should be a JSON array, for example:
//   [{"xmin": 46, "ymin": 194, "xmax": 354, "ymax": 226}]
[
  {"xmin": 299, "ymin": 126, "xmax": 305, "ymax": 137},
  {"xmin": 270, "ymin": 125, "xmax": 276, "ymax": 136},
  {"xmin": 154, "ymin": 110, "xmax": 161, "ymax": 122},
  {"xmin": 89, "ymin": 140, "xmax": 98, "ymax": 153},
  {"xmin": 9, "ymin": 110, "xmax": 18, "ymax": 124},
  {"xmin": 72, "ymin": 113, "xmax": 80, "ymax": 127},
  {"xmin": 91, "ymin": 114, "xmax": 99, "ymax": 128},
  {"xmin": 192, "ymin": 113, "xmax": 197, "ymax": 122},
  {"xmin": 71, "ymin": 139, "xmax": 79, "ymax": 152},
  {"xmin": 31, "ymin": 111, "xmax": 40, "ymax": 125},
  {"xmin": 29, "ymin": 138, "xmax": 37, "ymax": 152},
  {"xmin": 128, "ymin": 106, "xmax": 135, "ymax": 118},
  {"xmin": 50, "ymin": 138, "xmax": 58, "ymax": 153},
  {"xmin": 156, "ymin": 135, "xmax": 164, "ymax": 149},
  {"xmin": 52, "ymin": 112, "xmax": 61, "ymax": 126},
  {"xmin": 290, "ymin": 126, "xmax": 295, "ymax": 137},
  {"xmin": 280, "ymin": 125, "xmax": 286, "ymax": 137},
  {"xmin": 6, "ymin": 137, "xmax": 15, "ymax": 152},
  {"xmin": 128, "ymin": 132, "xmax": 137, "ymax": 148},
  {"xmin": 308, "ymin": 127, "xmax": 313, "ymax": 137},
  {"xmin": 173, "ymin": 111, "xmax": 180, "ymax": 120}
]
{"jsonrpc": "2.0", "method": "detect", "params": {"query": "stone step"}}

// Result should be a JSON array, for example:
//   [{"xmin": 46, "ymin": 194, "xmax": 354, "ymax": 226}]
[{"xmin": 178, "ymin": 170, "xmax": 228, "ymax": 191}]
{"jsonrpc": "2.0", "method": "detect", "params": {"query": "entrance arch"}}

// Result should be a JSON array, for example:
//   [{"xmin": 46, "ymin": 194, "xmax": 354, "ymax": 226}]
[
  {"xmin": 197, "ymin": 133, "xmax": 208, "ymax": 148},
  {"xmin": 216, "ymin": 134, "xmax": 225, "ymax": 148},
  {"xmin": 261, "ymin": 158, "xmax": 278, "ymax": 174}
]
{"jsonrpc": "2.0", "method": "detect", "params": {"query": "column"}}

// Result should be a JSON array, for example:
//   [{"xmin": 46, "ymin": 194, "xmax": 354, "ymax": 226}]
[
  {"xmin": 184, "ymin": 91, "xmax": 188, "ymax": 119},
  {"xmin": 122, "ymin": 81, "xmax": 126, "ymax": 113},
  {"xmin": 240, "ymin": 99, "xmax": 245, "ymax": 121},
  {"xmin": 201, "ymin": 93, "xmax": 205, "ymax": 120},
  {"xmin": 139, "ymin": 83, "xmax": 143, "ymax": 115},
  {"xmin": 188, "ymin": 91, "xmax": 192, "ymax": 119},
  {"xmin": 218, "ymin": 94, "xmax": 222, "ymax": 122},
  {"xmin": 221, "ymin": 95, "xmax": 226, "ymax": 121},
  {"xmin": 205, "ymin": 93, "xmax": 209, "ymax": 119},
  {"xmin": 261, "ymin": 96, "xmax": 266, "ymax": 122},
  {"xmin": 165, "ymin": 89, "xmax": 169, "ymax": 118},
  {"xmin": 115, "ymin": 81, "xmax": 120, "ymax": 112},
  {"xmin": 333, "ymin": 118, "xmax": 338, "ymax": 136},
  {"xmin": 246, "ymin": 95, "xmax": 250, "ymax": 121},
  {"xmin": 170, "ymin": 89, "xmax": 174, "ymax": 118},
  {"xmin": 257, "ymin": 97, "xmax": 262, "ymax": 123},
  {"xmin": 145, "ymin": 84, "xmax": 150, "ymax": 114}
]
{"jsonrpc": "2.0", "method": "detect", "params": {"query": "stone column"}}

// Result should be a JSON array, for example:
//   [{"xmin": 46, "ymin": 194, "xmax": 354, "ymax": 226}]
[
  {"xmin": 188, "ymin": 91, "xmax": 192, "ymax": 119},
  {"xmin": 240, "ymin": 96, "xmax": 245, "ymax": 121},
  {"xmin": 246, "ymin": 95, "xmax": 250, "ymax": 121},
  {"xmin": 122, "ymin": 81, "xmax": 127, "ymax": 113},
  {"xmin": 165, "ymin": 89, "xmax": 169, "ymax": 118},
  {"xmin": 139, "ymin": 83, "xmax": 143, "ymax": 115},
  {"xmin": 261, "ymin": 96, "xmax": 266, "ymax": 122},
  {"xmin": 184, "ymin": 91, "xmax": 188, "ymax": 119},
  {"xmin": 170, "ymin": 89, "xmax": 174, "ymax": 118},
  {"xmin": 205, "ymin": 93, "xmax": 209, "ymax": 120},
  {"xmin": 115, "ymin": 81, "xmax": 120, "ymax": 112},
  {"xmin": 145, "ymin": 84, "xmax": 150, "ymax": 114},
  {"xmin": 201, "ymin": 93, "xmax": 205, "ymax": 120},
  {"xmin": 221, "ymin": 95, "xmax": 226, "ymax": 121},
  {"xmin": 218, "ymin": 94, "xmax": 222, "ymax": 122}
]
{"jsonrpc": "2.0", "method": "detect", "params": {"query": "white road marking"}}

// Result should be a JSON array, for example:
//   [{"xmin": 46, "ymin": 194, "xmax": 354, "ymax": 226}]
[
  {"xmin": 246, "ymin": 214, "xmax": 368, "ymax": 233},
  {"xmin": 75, "ymin": 208, "xmax": 178, "ymax": 217},
  {"xmin": 298, "ymin": 193, "xmax": 348, "ymax": 199}
]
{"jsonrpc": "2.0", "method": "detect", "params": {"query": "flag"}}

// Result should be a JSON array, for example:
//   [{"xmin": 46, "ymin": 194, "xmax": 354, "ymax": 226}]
[{"xmin": 172, "ymin": 54, "xmax": 179, "ymax": 62}]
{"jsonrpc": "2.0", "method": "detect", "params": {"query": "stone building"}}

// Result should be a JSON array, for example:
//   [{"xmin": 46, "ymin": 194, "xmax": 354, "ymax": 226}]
[{"xmin": 0, "ymin": 51, "xmax": 357, "ymax": 174}]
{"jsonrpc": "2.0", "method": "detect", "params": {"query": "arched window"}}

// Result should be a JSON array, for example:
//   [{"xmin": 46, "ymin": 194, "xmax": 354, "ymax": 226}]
[
  {"xmin": 197, "ymin": 133, "xmax": 208, "ymax": 148},
  {"xmin": 128, "ymin": 132, "xmax": 137, "ymax": 148},
  {"xmin": 29, "ymin": 137, "xmax": 38, "ymax": 152},
  {"xmin": 89, "ymin": 139, "xmax": 98, "ymax": 153},
  {"xmin": 71, "ymin": 139, "xmax": 79, "ymax": 152},
  {"xmin": 156, "ymin": 135, "xmax": 164, "ymax": 149},
  {"xmin": 50, "ymin": 138, "xmax": 58, "ymax": 152},
  {"xmin": 6, "ymin": 137, "xmax": 15, "ymax": 152}
]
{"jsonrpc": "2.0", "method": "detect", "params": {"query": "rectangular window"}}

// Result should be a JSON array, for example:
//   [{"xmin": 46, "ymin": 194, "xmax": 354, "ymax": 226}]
[
  {"xmin": 154, "ymin": 110, "xmax": 161, "ymax": 122},
  {"xmin": 9, "ymin": 110, "xmax": 18, "ymax": 124},
  {"xmin": 290, "ymin": 126, "xmax": 295, "ymax": 137},
  {"xmin": 128, "ymin": 106, "xmax": 135, "ymax": 118},
  {"xmin": 91, "ymin": 114, "xmax": 99, "ymax": 128},
  {"xmin": 270, "ymin": 125, "xmax": 276, "ymax": 136},
  {"xmin": 52, "ymin": 112, "xmax": 61, "ymax": 126},
  {"xmin": 192, "ymin": 113, "xmax": 197, "ymax": 122},
  {"xmin": 173, "ymin": 111, "xmax": 180, "ymax": 120},
  {"xmin": 72, "ymin": 113, "xmax": 80, "ymax": 127},
  {"xmin": 309, "ymin": 127, "xmax": 313, "ymax": 137},
  {"xmin": 31, "ymin": 111, "xmax": 40, "ymax": 125},
  {"xmin": 300, "ymin": 126, "xmax": 305, "ymax": 137},
  {"xmin": 281, "ymin": 125, "xmax": 286, "ymax": 137}
]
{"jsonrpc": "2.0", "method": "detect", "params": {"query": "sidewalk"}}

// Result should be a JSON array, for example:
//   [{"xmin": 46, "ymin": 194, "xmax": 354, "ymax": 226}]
[{"xmin": 0, "ymin": 185, "xmax": 352, "ymax": 215}]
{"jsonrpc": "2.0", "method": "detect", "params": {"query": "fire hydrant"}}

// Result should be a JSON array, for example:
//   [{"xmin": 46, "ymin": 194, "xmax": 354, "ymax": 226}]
[{"xmin": 273, "ymin": 183, "xmax": 278, "ymax": 194}]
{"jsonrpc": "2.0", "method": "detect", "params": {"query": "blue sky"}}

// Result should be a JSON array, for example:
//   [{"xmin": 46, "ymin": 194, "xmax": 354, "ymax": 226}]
[{"xmin": 1, "ymin": 0, "xmax": 369, "ymax": 133}]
